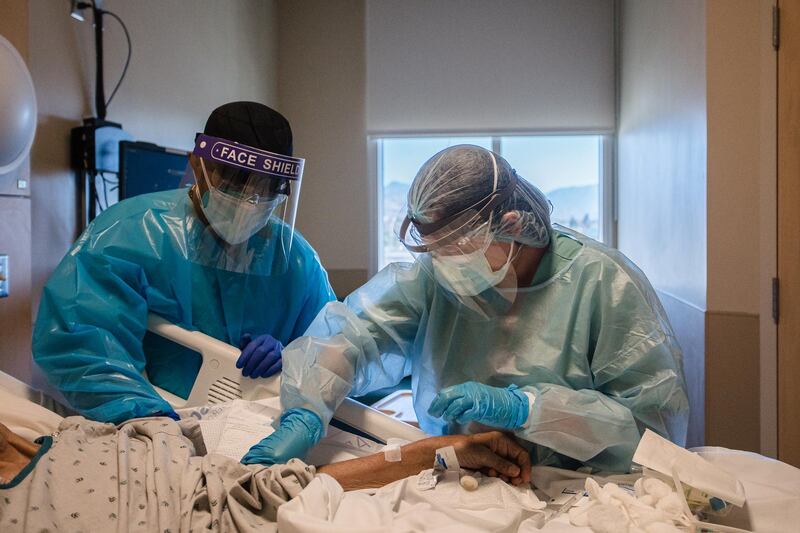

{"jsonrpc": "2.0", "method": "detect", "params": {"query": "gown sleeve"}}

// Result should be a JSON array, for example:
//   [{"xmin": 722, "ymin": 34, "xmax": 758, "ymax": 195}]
[
  {"xmin": 280, "ymin": 262, "xmax": 427, "ymax": 430},
  {"xmin": 33, "ymin": 227, "xmax": 175, "ymax": 424}
]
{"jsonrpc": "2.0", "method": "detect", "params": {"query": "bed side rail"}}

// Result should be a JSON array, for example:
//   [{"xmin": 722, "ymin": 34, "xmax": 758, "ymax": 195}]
[{"xmin": 146, "ymin": 314, "xmax": 426, "ymax": 443}]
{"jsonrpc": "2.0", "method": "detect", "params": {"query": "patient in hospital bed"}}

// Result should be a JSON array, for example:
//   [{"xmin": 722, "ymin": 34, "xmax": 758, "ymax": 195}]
[{"xmin": 0, "ymin": 415, "xmax": 530, "ymax": 532}]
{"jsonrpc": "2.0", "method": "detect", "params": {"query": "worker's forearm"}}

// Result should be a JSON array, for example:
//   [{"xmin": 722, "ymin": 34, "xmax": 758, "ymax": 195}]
[{"xmin": 317, "ymin": 441, "xmax": 434, "ymax": 490}]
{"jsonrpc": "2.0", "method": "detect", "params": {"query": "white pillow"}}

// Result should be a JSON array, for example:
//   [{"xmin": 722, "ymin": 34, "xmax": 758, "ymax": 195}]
[{"xmin": 0, "ymin": 384, "xmax": 63, "ymax": 442}]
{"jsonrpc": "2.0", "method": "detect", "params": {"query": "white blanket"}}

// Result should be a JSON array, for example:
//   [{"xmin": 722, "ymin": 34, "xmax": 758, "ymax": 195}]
[
  {"xmin": 279, "ymin": 471, "xmax": 547, "ymax": 532},
  {"xmin": 276, "ymin": 450, "xmax": 800, "ymax": 533}
]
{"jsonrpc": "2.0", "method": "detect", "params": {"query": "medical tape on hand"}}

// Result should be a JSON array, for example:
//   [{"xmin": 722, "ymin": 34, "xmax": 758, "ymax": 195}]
[
  {"xmin": 382, "ymin": 438, "xmax": 406, "ymax": 463},
  {"xmin": 417, "ymin": 469, "xmax": 439, "ymax": 491},
  {"xmin": 383, "ymin": 442, "xmax": 401, "ymax": 462}
]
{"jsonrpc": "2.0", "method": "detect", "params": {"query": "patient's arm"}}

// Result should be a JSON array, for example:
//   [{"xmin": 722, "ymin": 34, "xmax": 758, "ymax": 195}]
[{"xmin": 317, "ymin": 431, "xmax": 531, "ymax": 491}]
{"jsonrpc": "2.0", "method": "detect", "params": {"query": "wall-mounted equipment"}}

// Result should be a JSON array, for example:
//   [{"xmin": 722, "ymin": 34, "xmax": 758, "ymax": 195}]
[
  {"xmin": 0, "ymin": 34, "xmax": 37, "ymax": 180},
  {"xmin": 68, "ymin": 0, "xmax": 133, "ymax": 228},
  {"xmin": 68, "ymin": 0, "xmax": 131, "ymax": 121},
  {"xmin": 119, "ymin": 141, "xmax": 190, "ymax": 200},
  {"xmin": 71, "ymin": 118, "xmax": 132, "ymax": 223}
]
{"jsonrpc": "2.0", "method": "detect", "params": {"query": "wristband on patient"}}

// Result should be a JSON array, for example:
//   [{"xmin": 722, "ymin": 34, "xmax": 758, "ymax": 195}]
[
  {"xmin": 417, "ymin": 445, "xmax": 461, "ymax": 491},
  {"xmin": 434, "ymin": 445, "xmax": 460, "ymax": 472}
]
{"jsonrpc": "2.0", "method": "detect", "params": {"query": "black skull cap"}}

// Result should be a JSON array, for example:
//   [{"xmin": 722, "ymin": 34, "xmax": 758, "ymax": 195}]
[{"xmin": 203, "ymin": 101, "xmax": 293, "ymax": 156}]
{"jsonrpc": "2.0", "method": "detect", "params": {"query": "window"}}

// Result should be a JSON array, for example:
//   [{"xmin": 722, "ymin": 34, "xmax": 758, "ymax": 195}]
[{"xmin": 376, "ymin": 134, "xmax": 610, "ymax": 270}]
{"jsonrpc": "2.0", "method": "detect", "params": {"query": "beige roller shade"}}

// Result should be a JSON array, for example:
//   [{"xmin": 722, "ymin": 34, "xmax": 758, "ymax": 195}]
[{"xmin": 366, "ymin": 0, "xmax": 615, "ymax": 134}]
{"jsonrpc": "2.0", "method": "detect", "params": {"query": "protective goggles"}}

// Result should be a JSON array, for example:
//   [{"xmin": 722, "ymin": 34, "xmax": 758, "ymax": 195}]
[{"xmin": 398, "ymin": 170, "xmax": 517, "ymax": 254}]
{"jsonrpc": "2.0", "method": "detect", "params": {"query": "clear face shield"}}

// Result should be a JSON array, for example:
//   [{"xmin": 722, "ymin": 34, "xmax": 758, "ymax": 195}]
[
  {"xmin": 188, "ymin": 133, "xmax": 305, "ymax": 275},
  {"xmin": 396, "ymin": 154, "xmax": 522, "ymax": 318}
]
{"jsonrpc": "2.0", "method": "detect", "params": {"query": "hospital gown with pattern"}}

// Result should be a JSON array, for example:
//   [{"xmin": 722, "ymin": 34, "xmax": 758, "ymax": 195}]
[
  {"xmin": 0, "ymin": 416, "xmax": 315, "ymax": 532},
  {"xmin": 282, "ymin": 227, "xmax": 690, "ymax": 472},
  {"xmin": 33, "ymin": 189, "xmax": 336, "ymax": 423}
]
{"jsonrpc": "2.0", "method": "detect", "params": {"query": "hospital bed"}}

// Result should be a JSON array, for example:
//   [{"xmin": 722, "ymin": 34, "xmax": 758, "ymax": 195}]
[
  {"xmin": 5, "ymin": 364, "xmax": 799, "ymax": 532},
  {"xmin": 3, "ymin": 320, "xmax": 799, "ymax": 532}
]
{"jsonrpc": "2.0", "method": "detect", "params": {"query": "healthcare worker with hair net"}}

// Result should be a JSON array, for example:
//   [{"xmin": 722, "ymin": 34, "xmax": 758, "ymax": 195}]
[
  {"xmin": 244, "ymin": 145, "xmax": 689, "ymax": 472},
  {"xmin": 33, "ymin": 102, "xmax": 336, "ymax": 424}
]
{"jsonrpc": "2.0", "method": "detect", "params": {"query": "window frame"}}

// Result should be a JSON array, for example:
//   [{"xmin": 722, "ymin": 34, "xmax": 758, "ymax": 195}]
[{"xmin": 368, "ymin": 132, "xmax": 615, "ymax": 276}]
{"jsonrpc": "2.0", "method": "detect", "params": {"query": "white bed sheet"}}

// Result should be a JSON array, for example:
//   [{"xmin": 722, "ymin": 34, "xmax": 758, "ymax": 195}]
[
  {"xmin": 278, "ymin": 452, "xmax": 800, "ymax": 533},
  {"xmin": 279, "ymin": 470, "xmax": 548, "ymax": 533}
]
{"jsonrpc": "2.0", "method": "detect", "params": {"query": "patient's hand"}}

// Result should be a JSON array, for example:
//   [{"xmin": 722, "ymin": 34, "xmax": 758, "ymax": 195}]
[
  {"xmin": 410, "ymin": 431, "xmax": 532, "ymax": 486},
  {"xmin": 317, "ymin": 431, "xmax": 531, "ymax": 490}
]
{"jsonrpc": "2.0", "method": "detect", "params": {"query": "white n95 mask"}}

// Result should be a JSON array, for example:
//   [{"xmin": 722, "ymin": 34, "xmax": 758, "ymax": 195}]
[{"xmin": 433, "ymin": 242, "xmax": 515, "ymax": 296}]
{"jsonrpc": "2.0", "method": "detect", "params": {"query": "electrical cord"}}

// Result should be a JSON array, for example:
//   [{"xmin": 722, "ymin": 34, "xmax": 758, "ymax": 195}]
[
  {"xmin": 91, "ymin": 172, "xmax": 106, "ymax": 212},
  {"xmin": 101, "ymin": 9, "xmax": 131, "ymax": 109},
  {"xmin": 99, "ymin": 171, "xmax": 116, "ymax": 211},
  {"xmin": 100, "ymin": 172, "xmax": 119, "ymax": 185}
]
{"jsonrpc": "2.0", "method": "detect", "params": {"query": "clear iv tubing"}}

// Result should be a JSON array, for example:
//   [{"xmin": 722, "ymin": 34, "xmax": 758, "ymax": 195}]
[
  {"xmin": 670, "ymin": 465, "xmax": 753, "ymax": 533},
  {"xmin": 542, "ymin": 493, "xmax": 579, "ymax": 524}
]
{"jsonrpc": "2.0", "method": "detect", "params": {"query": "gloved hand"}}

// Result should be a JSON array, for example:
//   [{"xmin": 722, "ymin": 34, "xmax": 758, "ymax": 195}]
[
  {"xmin": 428, "ymin": 382, "xmax": 529, "ymax": 429},
  {"xmin": 237, "ymin": 333, "xmax": 283, "ymax": 378},
  {"xmin": 240, "ymin": 408, "xmax": 323, "ymax": 466}
]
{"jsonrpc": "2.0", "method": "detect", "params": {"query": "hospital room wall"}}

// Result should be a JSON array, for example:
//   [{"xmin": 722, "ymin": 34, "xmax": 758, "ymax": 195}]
[
  {"xmin": 618, "ymin": 0, "xmax": 773, "ymax": 452},
  {"xmin": 704, "ymin": 0, "xmax": 775, "ymax": 455},
  {"xmin": 0, "ymin": 0, "xmax": 280, "ymax": 383},
  {"xmin": 0, "ymin": 3, "xmax": 33, "ymax": 383},
  {"xmin": 275, "ymin": 0, "xmax": 370, "ymax": 298},
  {"xmin": 617, "ymin": 0, "xmax": 708, "ymax": 449}
]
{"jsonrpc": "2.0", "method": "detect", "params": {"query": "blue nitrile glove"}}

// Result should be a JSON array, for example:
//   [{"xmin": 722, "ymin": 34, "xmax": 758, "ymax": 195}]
[
  {"xmin": 428, "ymin": 382, "xmax": 529, "ymax": 429},
  {"xmin": 237, "ymin": 333, "xmax": 283, "ymax": 378},
  {"xmin": 240, "ymin": 408, "xmax": 323, "ymax": 466}
]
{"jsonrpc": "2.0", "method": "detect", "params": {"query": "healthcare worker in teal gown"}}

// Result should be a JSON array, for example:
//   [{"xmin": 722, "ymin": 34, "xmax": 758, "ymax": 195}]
[
  {"xmin": 243, "ymin": 145, "xmax": 689, "ymax": 473},
  {"xmin": 33, "ymin": 102, "xmax": 336, "ymax": 424}
]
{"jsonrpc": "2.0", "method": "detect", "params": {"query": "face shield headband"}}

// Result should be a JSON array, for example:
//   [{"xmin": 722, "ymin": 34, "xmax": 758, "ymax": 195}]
[{"xmin": 192, "ymin": 133, "xmax": 305, "ymax": 184}]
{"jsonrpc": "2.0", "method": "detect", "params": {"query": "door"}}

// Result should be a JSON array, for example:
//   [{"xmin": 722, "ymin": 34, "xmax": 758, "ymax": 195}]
[{"xmin": 778, "ymin": 0, "xmax": 800, "ymax": 466}]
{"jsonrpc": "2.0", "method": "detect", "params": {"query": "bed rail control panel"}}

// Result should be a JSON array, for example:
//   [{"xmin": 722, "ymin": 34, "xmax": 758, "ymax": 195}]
[{"xmin": 145, "ymin": 313, "xmax": 427, "ymax": 444}]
